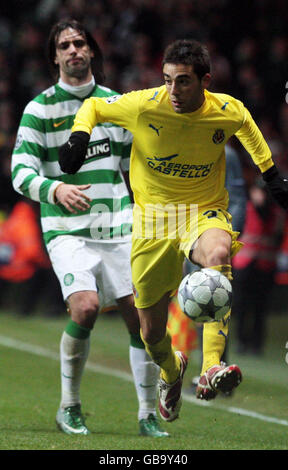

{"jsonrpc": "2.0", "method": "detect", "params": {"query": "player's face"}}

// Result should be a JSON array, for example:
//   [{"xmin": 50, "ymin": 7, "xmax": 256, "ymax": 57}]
[
  {"xmin": 54, "ymin": 28, "xmax": 94, "ymax": 84},
  {"xmin": 163, "ymin": 63, "xmax": 211, "ymax": 113}
]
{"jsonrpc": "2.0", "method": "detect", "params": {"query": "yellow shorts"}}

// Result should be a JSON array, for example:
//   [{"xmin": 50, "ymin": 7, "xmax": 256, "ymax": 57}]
[{"xmin": 131, "ymin": 207, "xmax": 242, "ymax": 309}]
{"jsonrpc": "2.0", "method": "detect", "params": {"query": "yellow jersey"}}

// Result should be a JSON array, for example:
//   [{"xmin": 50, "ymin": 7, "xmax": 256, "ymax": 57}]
[{"xmin": 72, "ymin": 85, "xmax": 273, "ymax": 211}]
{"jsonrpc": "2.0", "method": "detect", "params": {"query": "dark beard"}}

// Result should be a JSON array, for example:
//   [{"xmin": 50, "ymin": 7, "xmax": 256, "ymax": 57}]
[{"xmin": 66, "ymin": 62, "xmax": 90, "ymax": 80}]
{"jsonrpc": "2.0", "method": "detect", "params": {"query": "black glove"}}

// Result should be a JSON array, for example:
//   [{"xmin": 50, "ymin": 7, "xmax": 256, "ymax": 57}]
[
  {"xmin": 59, "ymin": 131, "xmax": 90, "ymax": 174},
  {"xmin": 262, "ymin": 165, "xmax": 288, "ymax": 210}
]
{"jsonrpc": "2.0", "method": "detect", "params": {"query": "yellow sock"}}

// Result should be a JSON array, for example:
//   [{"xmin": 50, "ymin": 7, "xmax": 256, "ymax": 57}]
[
  {"xmin": 201, "ymin": 264, "xmax": 232, "ymax": 375},
  {"xmin": 140, "ymin": 330, "xmax": 181, "ymax": 384},
  {"xmin": 210, "ymin": 264, "xmax": 233, "ymax": 281}
]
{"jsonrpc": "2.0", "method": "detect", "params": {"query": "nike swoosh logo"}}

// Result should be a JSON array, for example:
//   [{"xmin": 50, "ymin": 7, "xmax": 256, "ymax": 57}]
[
  {"xmin": 62, "ymin": 373, "xmax": 73, "ymax": 379},
  {"xmin": 53, "ymin": 119, "xmax": 67, "ymax": 128},
  {"xmin": 139, "ymin": 383, "xmax": 155, "ymax": 388}
]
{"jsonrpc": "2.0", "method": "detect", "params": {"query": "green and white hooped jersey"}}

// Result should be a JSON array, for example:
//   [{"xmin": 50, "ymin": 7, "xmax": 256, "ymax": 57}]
[{"xmin": 11, "ymin": 83, "xmax": 133, "ymax": 247}]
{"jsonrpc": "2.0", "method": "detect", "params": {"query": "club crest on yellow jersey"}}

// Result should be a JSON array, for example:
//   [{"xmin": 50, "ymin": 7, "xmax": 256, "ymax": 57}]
[{"xmin": 212, "ymin": 129, "xmax": 225, "ymax": 144}]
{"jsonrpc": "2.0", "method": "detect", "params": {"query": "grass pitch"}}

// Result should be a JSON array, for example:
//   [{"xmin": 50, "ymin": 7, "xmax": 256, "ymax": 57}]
[{"xmin": 0, "ymin": 308, "xmax": 287, "ymax": 453}]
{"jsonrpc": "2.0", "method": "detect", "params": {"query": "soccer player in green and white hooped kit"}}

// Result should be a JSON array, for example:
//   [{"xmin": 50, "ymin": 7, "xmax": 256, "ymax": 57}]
[{"xmin": 11, "ymin": 19, "xmax": 168, "ymax": 438}]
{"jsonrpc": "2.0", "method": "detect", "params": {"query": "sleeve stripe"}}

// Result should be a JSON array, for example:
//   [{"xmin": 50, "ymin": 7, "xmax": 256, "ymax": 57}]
[
  {"xmin": 20, "ymin": 174, "xmax": 39, "ymax": 198},
  {"xmin": 39, "ymin": 179, "xmax": 55, "ymax": 203},
  {"xmin": 27, "ymin": 175, "xmax": 44, "ymax": 201},
  {"xmin": 13, "ymin": 141, "xmax": 46, "ymax": 159},
  {"xmin": 12, "ymin": 165, "xmax": 59, "ymax": 204},
  {"xmin": 12, "ymin": 166, "xmax": 38, "ymax": 193}
]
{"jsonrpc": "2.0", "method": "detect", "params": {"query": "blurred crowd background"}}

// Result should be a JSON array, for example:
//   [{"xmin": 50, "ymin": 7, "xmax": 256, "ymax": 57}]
[
  {"xmin": 0, "ymin": 0, "xmax": 288, "ymax": 351},
  {"xmin": 1, "ymin": 0, "xmax": 288, "ymax": 174}
]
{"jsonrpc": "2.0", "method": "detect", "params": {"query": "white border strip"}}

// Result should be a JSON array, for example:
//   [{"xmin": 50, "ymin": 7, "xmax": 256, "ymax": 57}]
[{"xmin": 0, "ymin": 334, "xmax": 287, "ymax": 427}]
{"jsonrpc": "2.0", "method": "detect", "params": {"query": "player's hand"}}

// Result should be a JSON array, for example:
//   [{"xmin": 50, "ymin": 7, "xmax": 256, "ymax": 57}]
[
  {"xmin": 59, "ymin": 131, "xmax": 90, "ymax": 174},
  {"xmin": 262, "ymin": 165, "xmax": 288, "ymax": 210},
  {"xmin": 55, "ymin": 183, "xmax": 92, "ymax": 213}
]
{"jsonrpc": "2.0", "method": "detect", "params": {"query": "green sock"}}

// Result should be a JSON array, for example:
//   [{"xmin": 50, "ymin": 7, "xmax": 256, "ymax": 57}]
[
  {"xmin": 130, "ymin": 332, "xmax": 145, "ymax": 349},
  {"xmin": 65, "ymin": 319, "xmax": 91, "ymax": 340}
]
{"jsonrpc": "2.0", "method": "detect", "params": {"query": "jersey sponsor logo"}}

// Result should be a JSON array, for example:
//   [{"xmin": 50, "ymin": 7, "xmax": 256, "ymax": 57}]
[
  {"xmin": 221, "ymin": 101, "xmax": 229, "ymax": 110},
  {"xmin": 85, "ymin": 138, "xmax": 111, "ymax": 160},
  {"xmin": 148, "ymin": 91, "xmax": 160, "ymax": 103},
  {"xmin": 146, "ymin": 154, "xmax": 214, "ymax": 178},
  {"xmin": 53, "ymin": 119, "xmax": 67, "ymax": 128},
  {"xmin": 147, "ymin": 154, "xmax": 178, "ymax": 163},
  {"xmin": 105, "ymin": 95, "xmax": 121, "ymax": 104},
  {"xmin": 149, "ymin": 123, "xmax": 163, "ymax": 135},
  {"xmin": 212, "ymin": 128, "xmax": 225, "ymax": 144}
]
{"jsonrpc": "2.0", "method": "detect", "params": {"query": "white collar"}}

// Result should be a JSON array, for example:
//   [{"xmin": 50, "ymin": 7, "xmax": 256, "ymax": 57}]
[{"xmin": 58, "ymin": 77, "xmax": 95, "ymax": 98}]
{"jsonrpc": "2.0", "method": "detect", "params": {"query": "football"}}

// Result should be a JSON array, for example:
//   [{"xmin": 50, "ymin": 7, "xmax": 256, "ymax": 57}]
[{"xmin": 177, "ymin": 268, "xmax": 232, "ymax": 323}]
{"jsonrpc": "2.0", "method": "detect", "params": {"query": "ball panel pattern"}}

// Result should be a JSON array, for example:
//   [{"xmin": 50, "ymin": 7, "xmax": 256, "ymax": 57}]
[{"xmin": 177, "ymin": 268, "xmax": 232, "ymax": 323}]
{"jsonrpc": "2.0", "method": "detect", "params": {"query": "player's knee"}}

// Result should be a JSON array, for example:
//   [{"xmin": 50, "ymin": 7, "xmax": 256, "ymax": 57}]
[
  {"xmin": 69, "ymin": 292, "xmax": 99, "ymax": 328},
  {"xmin": 205, "ymin": 243, "xmax": 230, "ymax": 266}
]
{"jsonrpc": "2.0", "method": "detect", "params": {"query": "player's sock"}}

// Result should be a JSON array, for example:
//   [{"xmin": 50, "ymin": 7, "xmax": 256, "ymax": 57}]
[
  {"xmin": 129, "ymin": 333, "xmax": 159, "ymax": 421},
  {"xmin": 201, "ymin": 264, "xmax": 232, "ymax": 374},
  {"xmin": 60, "ymin": 320, "xmax": 91, "ymax": 409},
  {"xmin": 141, "ymin": 330, "xmax": 181, "ymax": 384}
]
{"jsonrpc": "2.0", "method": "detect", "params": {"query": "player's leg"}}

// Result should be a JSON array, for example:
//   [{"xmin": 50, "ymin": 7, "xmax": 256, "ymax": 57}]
[
  {"xmin": 138, "ymin": 292, "xmax": 178, "ymax": 382},
  {"xmin": 98, "ymin": 241, "xmax": 169, "ymax": 436},
  {"xmin": 117, "ymin": 294, "xmax": 169, "ymax": 437},
  {"xmin": 48, "ymin": 237, "xmax": 100, "ymax": 435},
  {"xmin": 138, "ymin": 295, "xmax": 188, "ymax": 423},
  {"xmin": 61, "ymin": 290, "xmax": 98, "ymax": 403},
  {"xmin": 56, "ymin": 291, "xmax": 98, "ymax": 435},
  {"xmin": 131, "ymin": 236, "xmax": 188, "ymax": 422},
  {"xmin": 191, "ymin": 228, "xmax": 232, "ymax": 371},
  {"xmin": 190, "ymin": 227, "xmax": 242, "ymax": 400}
]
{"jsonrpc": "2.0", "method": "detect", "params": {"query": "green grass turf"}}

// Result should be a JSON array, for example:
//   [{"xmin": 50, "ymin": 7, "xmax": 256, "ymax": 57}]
[{"xmin": 0, "ymin": 309, "xmax": 287, "ymax": 451}]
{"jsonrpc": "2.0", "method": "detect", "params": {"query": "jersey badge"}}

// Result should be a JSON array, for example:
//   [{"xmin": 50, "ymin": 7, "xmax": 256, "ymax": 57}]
[
  {"xmin": 212, "ymin": 129, "xmax": 225, "ymax": 144},
  {"xmin": 105, "ymin": 95, "xmax": 121, "ymax": 104},
  {"xmin": 132, "ymin": 284, "xmax": 139, "ymax": 298},
  {"xmin": 64, "ymin": 273, "xmax": 74, "ymax": 286},
  {"xmin": 14, "ymin": 132, "xmax": 23, "ymax": 150}
]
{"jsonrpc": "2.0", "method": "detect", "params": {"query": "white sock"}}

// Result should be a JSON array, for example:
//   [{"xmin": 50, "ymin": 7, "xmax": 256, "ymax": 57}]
[
  {"xmin": 129, "ymin": 345, "xmax": 160, "ymax": 421},
  {"xmin": 60, "ymin": 331, "xmax": 90, "ymax": 409}
]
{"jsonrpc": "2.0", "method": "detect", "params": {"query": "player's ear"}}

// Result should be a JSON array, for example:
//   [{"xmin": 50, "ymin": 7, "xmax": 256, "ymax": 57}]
[{"xmin": 201, "ymin": 73, "xmax": 211, "ymax": 90}]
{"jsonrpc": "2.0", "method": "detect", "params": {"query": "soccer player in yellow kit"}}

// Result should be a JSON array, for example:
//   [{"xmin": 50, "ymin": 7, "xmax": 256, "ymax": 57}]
[{"xmin": 59, "ymin": 39, "xmax": 288, "ymax": 422}]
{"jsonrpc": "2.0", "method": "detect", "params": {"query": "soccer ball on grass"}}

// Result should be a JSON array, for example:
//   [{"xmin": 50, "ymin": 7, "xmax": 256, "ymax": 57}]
[{"xmin": 177, "ymin": 268, "xmax": 232, "ymax": 323}]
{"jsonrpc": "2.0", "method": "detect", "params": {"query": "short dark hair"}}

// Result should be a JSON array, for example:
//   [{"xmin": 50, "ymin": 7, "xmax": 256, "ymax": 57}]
[
  {"xmin": 47, "ymin": 19, "xmax": 105, "ymax": 84},
  {"xmin": 162, "ymin": 39, "xmax": 210, "ymax": 80}
]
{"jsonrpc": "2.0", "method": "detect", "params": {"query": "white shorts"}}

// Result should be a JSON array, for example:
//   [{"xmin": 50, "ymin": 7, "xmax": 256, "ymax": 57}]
[{"xmin": 47, "ymin": 236, "xmax": 133, "ymax": 308}]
